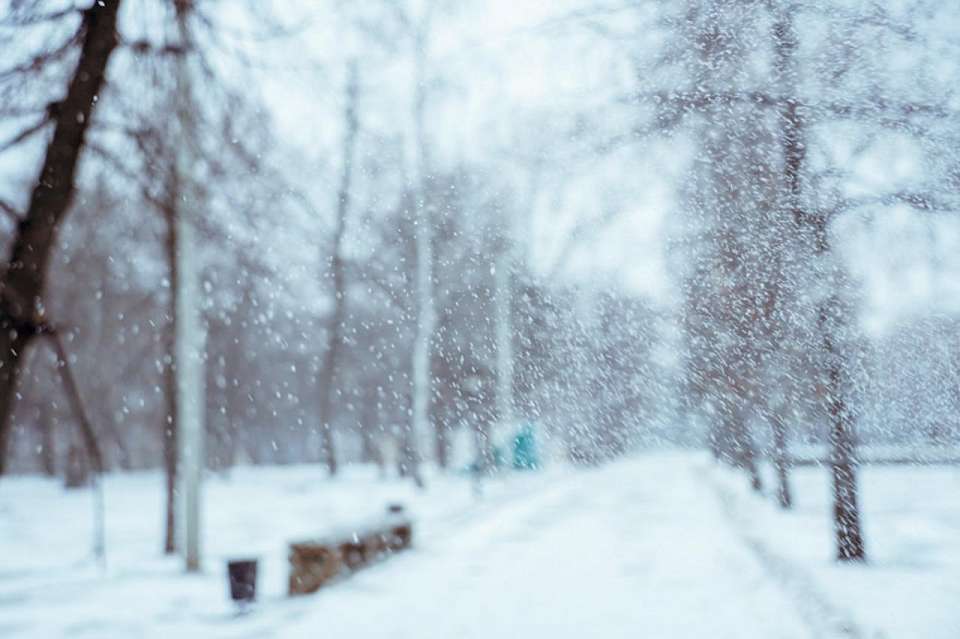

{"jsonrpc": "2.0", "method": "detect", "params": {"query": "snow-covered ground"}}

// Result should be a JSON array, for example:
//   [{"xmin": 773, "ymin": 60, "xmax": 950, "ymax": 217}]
[
  {"xmin": 1, "ymin": 452, "xmax": 957, "ymax": 638},
  {"xmin": 712, "ymin": 460, "xmax": 960, "ymax": 639}
]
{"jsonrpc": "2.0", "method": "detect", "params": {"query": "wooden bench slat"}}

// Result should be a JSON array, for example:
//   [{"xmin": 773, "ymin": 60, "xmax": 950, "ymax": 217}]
[{"xmin": 289, "ymin": 513, "xmax": 413, "ymax": 596}]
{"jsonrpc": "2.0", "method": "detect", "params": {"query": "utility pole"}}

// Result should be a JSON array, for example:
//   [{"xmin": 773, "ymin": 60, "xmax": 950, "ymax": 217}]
[
  {"xmin": 174, "ymin": 0, "xmax": 205, "ymax": 573},
  {"xmin": 407, "ymin": 3, "xmax": 434, "ymax": 488}
]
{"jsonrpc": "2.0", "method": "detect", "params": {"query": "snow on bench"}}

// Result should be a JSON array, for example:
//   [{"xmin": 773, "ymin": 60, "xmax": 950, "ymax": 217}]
[{"xmin": 288, "ymin": 504, "xmax": 413, "ymax": 596}]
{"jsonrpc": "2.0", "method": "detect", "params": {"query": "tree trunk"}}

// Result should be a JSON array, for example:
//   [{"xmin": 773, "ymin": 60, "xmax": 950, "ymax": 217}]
[
  {"xmin": 49, "ymin": 333, "xmax": 103, "ymax": 477},
  {"xmin": 0, "ymin": 1, "xmax": 122, "ymax": 475},
  {"xmin": 359, "ymin": 388, "xmax": 381, "ymax": 468},
  {"xmin": 317, "ymin": 62, "xmax": 359, "ymax": 477},
  {"xmin": 494, "ymin": 247, "xmax": 514, "ymax": 440},
  {"xmin": 820, "ymin": 290, "xmax": 866, "ymax": 561},
  {"xmin": 434, "ymin": 418, "xmax": 449, "ymax": 469},
  {"xmin": 771, "ymin": 411, "xmax": 792, "ymax": 509},
  {"xmin": 400, "ymin": 427, "xmax": 425, "ymax": 487},
  {"xmin": 39, "ymin": 402, "xmax": 57, "ymax": 477},
  {"xmin": 104, "ymin": 384, "xmax": 132, "ymax": 470},
  {"xmin": 773, "ymin": 14, "xmax": 805, "ymax": 230},
  {"xmin": 474, "ymin": 416, "xmax": 493, "ymax": 475},
  {"xmin": 407, "ymin": 17, "xmax": 432, "ymax": 490},
  {"xmin": 731, "ymin": 411, "xmax": 763, "ymax": 492},
  {"xmin": 718, "ymin": 393, "xmax": 762, "ymax": 492},
  {"xmin": 776, "ymin": 10, "xmax": 863, "ymax": 555},
  {"xmin": 707, "ymin": 425, "xmax": 722, "ymax": 461},
  {"xmin": 769, "ymin": 10, "xmax": 802, "ymax": 509},
  {"xmin": 162, "ymin": 197, "xmax": 179, "ymax": 555},
  {"xmin": 64, "ymin": 444, "xmax": 89, "ymax": 488}
]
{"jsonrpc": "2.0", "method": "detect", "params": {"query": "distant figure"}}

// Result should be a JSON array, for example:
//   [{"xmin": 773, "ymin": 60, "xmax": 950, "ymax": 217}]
[{"xmin": 512, "ymin": 423, "xmax": 539, "ymax": 470}]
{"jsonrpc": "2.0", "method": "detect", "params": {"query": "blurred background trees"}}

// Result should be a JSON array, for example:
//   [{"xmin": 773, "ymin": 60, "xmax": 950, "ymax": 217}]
[{"xmin": 1, "ymin": 0, "xmax": 958, "ymax": 565}]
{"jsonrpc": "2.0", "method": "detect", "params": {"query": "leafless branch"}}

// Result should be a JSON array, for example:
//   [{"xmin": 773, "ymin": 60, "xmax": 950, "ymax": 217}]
[
  {"xmin": 347, "ymin": 259, "xmax": 411, "ymax": 314},
  {"xmin": 626, "ymin": 90, "xmax": 950, "ymax": 123},
  {"xmin": 0, "ymin": 117, "xmax": 51, "ymax": 154},
  {"xmin": 0, "ymin": 198, "xmax": 22, "ymax": 223},
  {"xmin": 85, "ymin": 141, "xmax": 167, "ymax": 212},
  {"xmin": 45, "ymin": 331, "xmax": 105, "ymax": 474},
  {"xmin": 0, "ymin": 28, "xmax": 82, "ymax": 80},
  {"xmin": 0, "ymin": 7, "xmax": 80, "ymax": 28},
  {"xmin": 818, "ymin": 190, "xmax": 956, "ymax": 221},
  {"xmin": 546, "ymin": 206, "xmax": 624, "ymax": 280},
  {"xmin": 120, "ymin": 38, "xmax": 185, "ymax": 57}
]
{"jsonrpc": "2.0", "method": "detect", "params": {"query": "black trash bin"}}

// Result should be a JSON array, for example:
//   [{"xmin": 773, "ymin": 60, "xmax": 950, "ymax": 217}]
[{"xmin": 227, "ymin": 559, "xmax": 258, "ymax": 604}]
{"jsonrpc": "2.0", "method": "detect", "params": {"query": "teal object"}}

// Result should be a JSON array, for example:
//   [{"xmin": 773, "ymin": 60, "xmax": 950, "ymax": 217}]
[{"xmin": 512, "ymin": 423, "xmax": 539, "ymax": 470}]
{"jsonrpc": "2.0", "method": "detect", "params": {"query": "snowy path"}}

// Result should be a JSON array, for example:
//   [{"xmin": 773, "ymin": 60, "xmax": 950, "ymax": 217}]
[
  {"xmin": 0, "ymin": 453, "xmax": 864, "ymax": 638},
  {"xmin": 250, "ymin": 455, "xmax": 813, "ymax": 639}
]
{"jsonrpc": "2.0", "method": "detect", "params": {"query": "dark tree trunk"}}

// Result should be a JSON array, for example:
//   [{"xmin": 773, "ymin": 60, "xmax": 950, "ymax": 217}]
[
  {"xmin": 316, "ymin": 334, "xmax": 341, "ymax": 476},
  {"xmin": 776, "ymin": 11, "xmax": 863, "ymax": 557},
  {"xmin": 770, "ymin": 11, "xmax": 801, "ymax": 510},
  {"xmin": 162, "ymin": 203, "xmax": 178, "ymax": 554},
  {"xmin": 360, "ymin": 428, "xmax": 379, "ymax": 466},
  {"xmin": 829, "ymin": 391, "xmax": 865, "ymax": 561},
  {"xmin": 48, "ymin": 332, "xmax": 104, "ymax": 481},
  {"xmin": 773, "ymin": 15, "xmax": 805, "ymax": 230},
  {"xmin": 205, "ymin": 332, "xmax": 234, "ymax": 472},
  {"xmin": 64, "ymin": 444, "xmax": 89, "ymax": 489},
  {"xmin": 820, "ymin": 290, "xmax": 866, "ymax": 562},
  {"xmin": 473, "ymin": 413, "xmax": 494, "ymax": 476},
  {"xmin": 39, "ymin": 402, "xmax": 57, "ymax": 477},
  {"xmin": 104, "ymin": 385, "xmax": 133, "ymax": 470},
  {"xmin": 359, "ymin": 389, "xmax": 381, "ymax": 468},
  {"xmin": 395, "ymin": 393, "xmax": 424, "ymax": 487},
  {"xmin": 734, "ymin": 417, "xmax": 763, "ymax": 493},
  {"xmin": 721, "ymin": 396, "xmax": 762, "ymax": 492},
  {"xmin": 771, "ymin": 411, "xmax": 792, "ymax": 509},
  {"xmin": 0, "ymin": 1, "xmax": 122, "ymax": 474},
  {"xmin": 707, "ymin": 428, "xmax": 720, "ymax": 461},
  {"xmin": 0, "ymin": 336, "xmax": 28, "ymax": 474},
  {"xmin": 434, "ymin": 419, "xmax": 449, "ymax": 469},
  {"xmin": 708, "ymin": 418, "xmax": 730, "ymax": 463},
  {"xmin": 162, "ymin": 408, "xmax": 177, "ymax": 554}
]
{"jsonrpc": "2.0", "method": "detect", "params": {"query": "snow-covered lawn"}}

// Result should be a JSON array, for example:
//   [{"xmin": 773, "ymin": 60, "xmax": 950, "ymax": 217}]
[
  {"xmin": 1, "ymin": 452, "xmax": 957, "ymax": 638},
  {"xmin": 711, "ymin": 459, "xmax": 960, "ymax": 639}
]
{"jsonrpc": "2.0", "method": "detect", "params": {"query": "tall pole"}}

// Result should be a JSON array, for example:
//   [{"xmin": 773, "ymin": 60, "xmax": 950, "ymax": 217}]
[
  {"xmin": 494, "ymin": 242, "xmax": 514, "ymax": 438},
  {"xmin": 174, "ymin": 0, "xmax": 205, "ymax": 573},
  {"xmin": 408, "ymin": 4, "xmax": 433, "ymax": 487},
  {"xmin": 317, "ymin": 61, "xmax": 360, "ymax": 477}
]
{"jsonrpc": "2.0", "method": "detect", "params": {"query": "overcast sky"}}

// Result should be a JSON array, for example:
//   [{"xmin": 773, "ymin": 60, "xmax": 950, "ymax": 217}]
[{"xmin": 1, "ymin": 0, "xmax": 957, "ymax": 332}]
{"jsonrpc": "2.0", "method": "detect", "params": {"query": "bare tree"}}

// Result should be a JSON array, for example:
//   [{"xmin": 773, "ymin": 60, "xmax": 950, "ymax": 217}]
[
  {"xmin": 0, "ymin": 1, "xmax": 123, "ymax": 474},
  {"xmin": 317, "ymin": 61, "xmax": 360, "ymax": 477}
]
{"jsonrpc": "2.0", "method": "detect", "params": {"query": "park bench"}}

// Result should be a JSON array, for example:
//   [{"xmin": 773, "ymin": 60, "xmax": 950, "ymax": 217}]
[{"xmin": 288, "ymin": 504, "xmax": 413, "ymax": 595}]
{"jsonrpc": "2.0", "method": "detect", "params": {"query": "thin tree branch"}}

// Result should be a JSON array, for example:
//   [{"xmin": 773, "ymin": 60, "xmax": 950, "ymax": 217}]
[
  {"xmin": 0, "ymin": 198, "xmax": 22, "ymax": 223},
  {"xmin": 626, "ymin": 90, "xmax": 951, "ymax": 121},
  {"xmin": 0, "ymin": 29, "xmax": 83, "ymax": 80},
  {"xmin": 45, "ymin": 331, "xmax": 105, "ymax": 475},
  {"xmin": 0, "ymin": 118, "xmax": 51, "ymax": 154}
]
